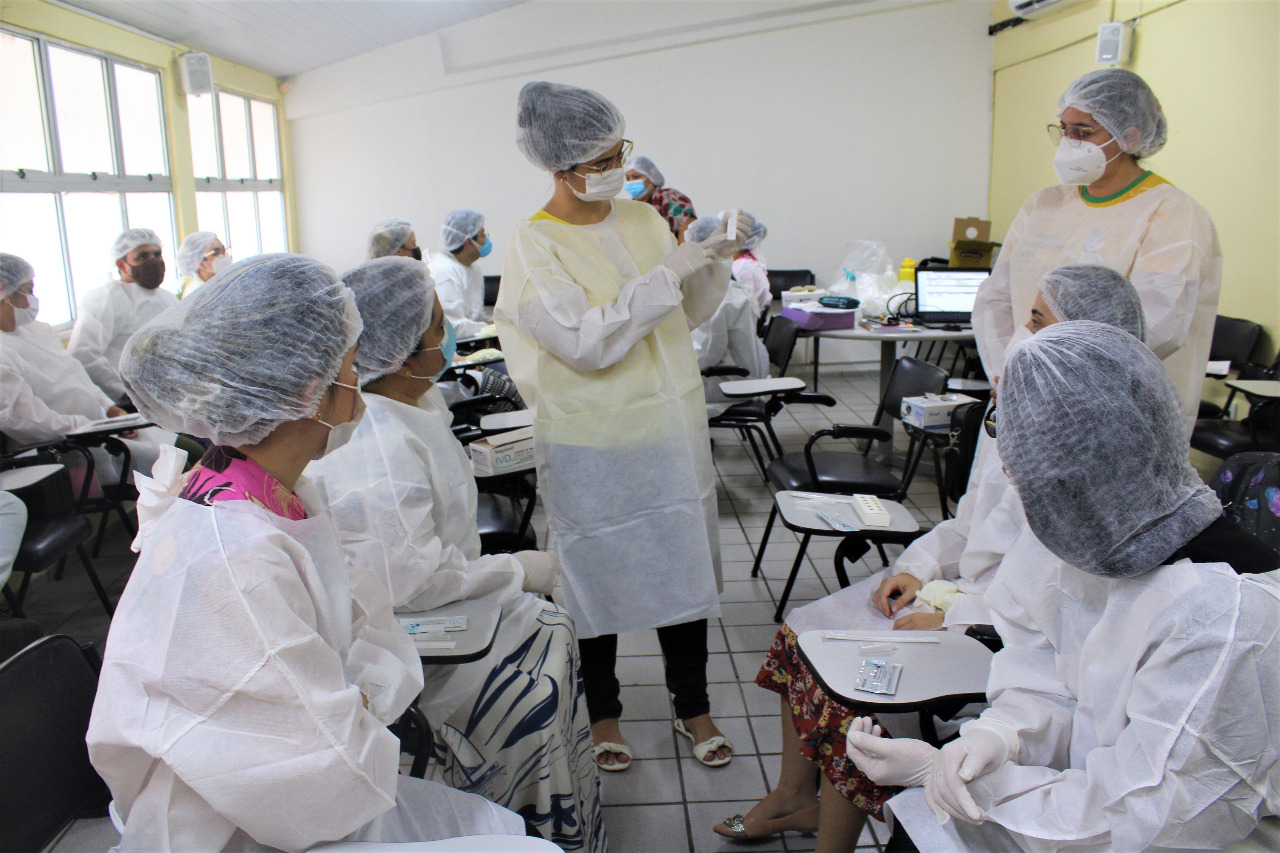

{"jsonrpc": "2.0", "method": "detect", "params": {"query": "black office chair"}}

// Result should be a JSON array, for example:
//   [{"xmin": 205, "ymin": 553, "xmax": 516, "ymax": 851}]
[
  {"xmin": 483, "ymin": 274, "xmax": 502, "ymax": 307},
  {"xmin": 1199, "ymin": 316, "xmax": 1263, "ymax": 419},
  {"xmin": 752, "ymin": 357, "xmax": 949, "ymax": 615},
  {"xmin": 476, "ymin": 473, "xmax": 538, "ymax": 554},
  {"xmin": 0, "ymin": 634, "xmax": 111, "ymax": 853},
  {"xmin": 766, "ymin": 269, "xmax": 816, "ymax": 302},
  {"xmin": 1191, "ymin": 398, "xmax": 1280, "ymax": 459}
]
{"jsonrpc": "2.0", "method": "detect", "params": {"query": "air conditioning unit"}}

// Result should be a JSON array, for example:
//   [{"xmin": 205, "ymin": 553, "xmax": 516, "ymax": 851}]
[{"xmin": 1009, "ymin": 0, "xmax": 1092, "ymax": 20}]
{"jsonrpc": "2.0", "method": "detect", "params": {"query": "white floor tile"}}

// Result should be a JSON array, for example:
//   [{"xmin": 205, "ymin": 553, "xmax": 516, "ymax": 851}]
[{"xmin": 602, "ymin": 803, "xmax": 692, "ymax": 851}]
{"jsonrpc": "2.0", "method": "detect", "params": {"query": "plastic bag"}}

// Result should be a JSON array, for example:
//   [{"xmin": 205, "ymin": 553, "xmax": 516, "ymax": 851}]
[{"xmin": 830, "ymin": 241, "xmax": 910, "ymax": 318}]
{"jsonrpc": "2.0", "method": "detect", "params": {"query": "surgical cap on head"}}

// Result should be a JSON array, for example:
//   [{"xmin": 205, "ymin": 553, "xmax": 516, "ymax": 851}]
[
  {"xmin": 999, "ymin": 321, "xmax": 1220, "ymax": 578},
  {"xmin": 440, "ymin": 209, "xmax": 485, "ymax": 252},
  {"xmin": 368, "ymin": 217, "xmax": 414, "ymax": 259},
  {"xmin": 686, "ymin": 216, "xmax": 721, "ymax": 244},
  {"xmin": 738, "ymin": 211, "xmax": 767, "ymax": 251},
  {"xmin": 112, "ymin": 228, "xmax": 162, "ymax": 261},
  {"xmin": 343, "ymin": 257, "xmax": 437, "ymax": 385},
  {"xmin": 121, "ymin": 254, "xmax": 363, "ymax": 447},
  {"xmin": 1038, "ymin": 264, "xmax": 1145, "ymax": 342},
  {"xmin": 1059, "ymin": 68, "xmax": 1167, "ymax": 159},
  {"xmin": 0, "ymin": 253, "xmax": 35, "ymax": 299},
  {"xmin": 176, "ymin": 231, "xmax": 219, "ymax": 277},
  {"xmin": 516, "ymin": 81, "xmax": 625, "ymax": 172},
  {"xmin": 626, "ymin": 156, "xmax": 664, "ymax": 187}
]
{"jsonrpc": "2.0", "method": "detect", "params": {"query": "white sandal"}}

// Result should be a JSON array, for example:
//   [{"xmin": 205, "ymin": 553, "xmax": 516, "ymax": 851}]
[
  {"xmin": 675, "ymin": 719, "xmax": 733, "ymax": 767},
  {"xmin": 592, "ymin": 741, "xmax": 633, "ymax": 772}
]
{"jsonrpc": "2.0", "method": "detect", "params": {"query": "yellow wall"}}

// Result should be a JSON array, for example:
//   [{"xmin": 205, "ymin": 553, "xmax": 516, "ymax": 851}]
[
  {"xmin": 0, "ymin": 0, "xmax": 297, "ymax": 249},
  {"xmin": 990, "ymin": 0, "xmax": 1280, "ymax": 359}
]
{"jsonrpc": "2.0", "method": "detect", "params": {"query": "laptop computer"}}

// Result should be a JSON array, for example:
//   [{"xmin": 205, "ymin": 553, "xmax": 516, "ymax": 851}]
[{"xmin": 914, "ymin": 268, "xmax": 990, "ymax": 325}]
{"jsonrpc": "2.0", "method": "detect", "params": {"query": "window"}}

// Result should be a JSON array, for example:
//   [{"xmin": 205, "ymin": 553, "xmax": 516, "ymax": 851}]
[
  {"xmin": 0, "ymin": 28, "xmax": 177, "ymax": 323},
  {"xmin": 188, "ymin": 90, "xmax": 286, "ymax": 257}
]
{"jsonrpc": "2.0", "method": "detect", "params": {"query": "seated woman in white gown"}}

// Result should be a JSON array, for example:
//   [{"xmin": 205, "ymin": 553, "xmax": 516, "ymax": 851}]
[
  {"xmin": 87, "ymin": 254, "xmax": 524, "ymax": 852},
  {"xmin": 715, "ymin": 264, "xmax": 1147, "ymax": 849},
  {"xmin": 308, "ymin": 257, "xmax": 604, "ymax": 853}
]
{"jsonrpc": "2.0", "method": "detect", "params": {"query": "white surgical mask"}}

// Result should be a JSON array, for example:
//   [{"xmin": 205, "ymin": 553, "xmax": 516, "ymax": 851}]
[
  {"xmin": 1053, "ymin": 135, "xmax": 1122, "ymax": 186},
  {"xmin": 211, "ymin": 253, "xmax": 233, "ymax": 275},
  {"xmin": 314, "ymin": 382, "xmax": 366, "ymax": 459},
  {"xmin": 569, "ymin": 167, "xmax": 626, "ymax": 202},
  {"xmin": 12, "ymin": 295, "xmax": 39, "ymax": 326}
]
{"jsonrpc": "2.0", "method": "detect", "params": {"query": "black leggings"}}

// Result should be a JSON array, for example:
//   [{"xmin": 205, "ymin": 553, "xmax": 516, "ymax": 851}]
[{"xmin": 578, "ymin": 619, "xmax": 709, "ymax": 723}]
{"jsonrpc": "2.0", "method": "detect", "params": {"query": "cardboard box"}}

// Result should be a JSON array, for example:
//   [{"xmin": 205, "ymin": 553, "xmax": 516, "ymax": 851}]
[
  {"xmin": 469, "ymin": 426, "xmax": 535, "ymax": 476},
  {"xmin": 949, "ymin": 218, "xmax": 998, "ymax": 269},
  {"xmin": 900, "ymin": 393, "xmax": 981, "ymax": 431},
  {"xmin": 779, "ymin": 304, "xmax": 859, "ymax": 331}
]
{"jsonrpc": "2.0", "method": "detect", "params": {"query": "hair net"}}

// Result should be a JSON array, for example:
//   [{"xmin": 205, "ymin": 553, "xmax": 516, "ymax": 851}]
[
  {"xmin": 1038, "ymin": 264, "xmax": 1145, "ymax": 342},
  {"xmin": 625, "ymin": 155, "xmax": 664, "ymax": 187},
  {"xmin": 121, "ymin": 254, "xmax": 363, "ymax": 447},
  {"xmin": 1058, "ymin": 68, "xmax": 1167, "ymax": 159},
  {"xmin": 0, "ymin": 253, "xmax": 35, "ymax": 299},
  {"xmin": 685, "ymin": 216, "xmax": 721, "ymax": 244},
  {"xmin": 112, "ymin": 228, "xmax": 162, "ymax": 261},
  {"xmin": 516, "ymin": 81, "xmax": 626, "ymax": 172},
  {"xmin": 999, "ymin": 321, "xmax": 1220, "ymax": 578},
  {"xmin": 367, "ymin": 217, "xmax": 414, "ymax": 259},
  {"xmin": 736, "ymin": 210, "xmax": 767, "ymax": 251},
  {"xmin": 342, "ymin": 257, "xmax": 437, "ymax": 385},
  {"xmin": 176, "ymin": 231, "xmax": 220, "ymax": 277},
  {"xmin": 440, "ymin": 209, "xmax": 485, "ymax": 252}
]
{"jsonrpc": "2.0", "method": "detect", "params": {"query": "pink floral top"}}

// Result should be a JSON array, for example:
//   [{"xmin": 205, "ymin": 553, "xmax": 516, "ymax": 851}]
[{"xmin": 179, "ymin": 445, "xmax": 308, "ymax": 521}]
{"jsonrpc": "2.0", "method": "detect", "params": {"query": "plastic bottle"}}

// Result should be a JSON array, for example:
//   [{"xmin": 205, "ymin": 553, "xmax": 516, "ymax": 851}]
[{"xmin": 899, "ymin": 257, "xmax": 917, "ymax": 283}]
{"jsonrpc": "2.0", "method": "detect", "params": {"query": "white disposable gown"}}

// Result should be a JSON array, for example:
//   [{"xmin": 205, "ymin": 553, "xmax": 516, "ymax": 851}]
[
  {"xmin": 732, "ymin": 255, "xmax": 772, "ymax": 313},
  {"xmin": 428, "ymin": 252, "xmax": 490, "ymax": 338},
  {"xmin": 691, "ymin": 275, "xmax": 769, "ymax": 417},
  {"xmin": 87, "ymin": 447, "xmax": 523, "ymax": 853},
  {"xmin": 495, "ymin": 199, "xmax": 727, "ymax": 639},
  {"xmin": 971, "ymin": 179, "xmax": 1220, "ymax": 433},
  {"xmin": 68, "ymin": 279, "xmax": 178, "ymax": 401},
  {"xmin": 960, "ymin": 530, "xmax": 1280, "ymax": 852}
]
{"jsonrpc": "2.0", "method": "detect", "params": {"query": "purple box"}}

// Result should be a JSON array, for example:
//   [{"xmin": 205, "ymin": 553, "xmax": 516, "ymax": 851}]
[{"xmin": 779, "ymin": 305, "xmax": 860, "ymax": 331}]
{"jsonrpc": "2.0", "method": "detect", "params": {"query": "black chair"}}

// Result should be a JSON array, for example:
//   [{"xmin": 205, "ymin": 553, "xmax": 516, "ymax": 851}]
[
  {"xmin": 0, "ymin": 463, "xmax": 114, "ymax": 619},
  {"xmin": 1201, "ymin": 352, "xmax": 1280, "ymax": 422},
  {"xmin": 0, "ymin": 618, "xmax": 44, "ymax": 661},
  {"xmin": 0, "ymin": 634, "xmax": 111, "ymax": 853},
  {"xmin": 752, "ymin": 357, "xmax": 949, "ymax": 610},
  {"xmin": 926, "ymin": 399, "xmax": 988, "ymax": 521},
  {"xmin": 483, "ymin": 274, "xmax": 502, "ymax": 307},
  {"xmin": 389, "ymin": 698, "xmax": 435, "ymax": 779},
  {"xmin": 765, "ymin": 269, "xmax": 816, "ymax": 303},
  {"xmin": 476, "ymin": 474, "xmax": 538, "ymax": 554},
  {"xmin": 1199, "ymin": 316, "xmax": 1263, "ymax": 419},
  {"xmin": 1191, "ymin": 398, "xmax": 1280, "ymax": 459}
]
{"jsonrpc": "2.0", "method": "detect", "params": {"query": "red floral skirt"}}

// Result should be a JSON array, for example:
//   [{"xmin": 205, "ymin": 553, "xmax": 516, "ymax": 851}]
[{"xmin": 756, "ymin": 624, "xmax": 899, "ymax": 819}]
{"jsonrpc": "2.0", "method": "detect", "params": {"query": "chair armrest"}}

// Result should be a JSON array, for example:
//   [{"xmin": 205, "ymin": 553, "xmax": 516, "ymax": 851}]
[
  {"xmin": 805, "ymin": 424, "xmax": 892, "ymax": 451},
  {"xmin": 719, "ymin": 376, "xmax": 806, "ymax": 398},
  {"xmin": 701, "ymin": 365, "xmax": 750, "ymax": 378},
  {"xmin": 964, "ymin": 624, "xmax": 1004, "ymax": 654}
]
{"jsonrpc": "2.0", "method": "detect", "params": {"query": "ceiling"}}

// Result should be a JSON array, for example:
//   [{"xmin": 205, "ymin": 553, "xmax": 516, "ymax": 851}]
[{"xmin": 55, "ymin": 0, "xmax": 526, "ymax": 78}]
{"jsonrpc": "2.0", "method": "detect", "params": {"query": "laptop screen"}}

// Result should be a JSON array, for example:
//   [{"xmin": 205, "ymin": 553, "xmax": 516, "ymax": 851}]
[{"xmin": 915, "ymin": 269, "xmax": 989, "ymax": 315}]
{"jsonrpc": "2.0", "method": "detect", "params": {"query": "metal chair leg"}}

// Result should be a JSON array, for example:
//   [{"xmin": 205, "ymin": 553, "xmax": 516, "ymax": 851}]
[
  {"xmin": 76, "ymin": 544, "xmax": 114, "ymax": 617},
  {"xmin": 752, "ymin": 504, "xmax": 779, "ymax": 578},
  {"xmin": 773, "ymin": 533, "xmax": 811, "ymax": 623},
  {"xmin": 875, "ymin": 542, "xmax": 890, "ymax": 566}
]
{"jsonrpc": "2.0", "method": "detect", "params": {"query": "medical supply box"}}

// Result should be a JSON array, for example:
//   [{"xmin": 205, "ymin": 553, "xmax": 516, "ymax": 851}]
[
  {"xmin": 781, "ymin": 287, "xmax": 825, "ymax": 307},
  {"xmin": 900, "ymin": 393, "xmax": 981, "ymax": 431},
  {"xmin": 469, "ymin": 426, "xmax": 535, "ymax": 476},
  {"xmin": 779, "ymin": 303, "xmax": 860, "ymax": 331},
  {"xmin": 949, "ymin": 218, "xmax": 998, "ymax": 269}
]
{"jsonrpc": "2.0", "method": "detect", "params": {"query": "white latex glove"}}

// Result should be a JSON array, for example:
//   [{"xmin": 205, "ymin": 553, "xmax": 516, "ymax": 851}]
[
  {"xmin": 700, "ymin": 211, "xmax": 753, "ymax": 260},
  {"xmin": 845, "ymin": 717, "xmax": 938, "ymax": 788},
  {"xmin": 663, "ymin": 239, "xmax": 716, "ymax": 284},
  {"xmin": 515, "ymin": 550, "xmax": 559, "ymax": 595},
  {"xmin": 923, "ymin": 718, "xmax": 1020, "ymax": 825}
]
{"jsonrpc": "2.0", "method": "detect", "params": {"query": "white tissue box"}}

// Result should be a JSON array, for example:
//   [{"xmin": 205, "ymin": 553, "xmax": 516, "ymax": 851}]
[
  {"xmin": 781, "ymin": 288, "xmax": 826, "ymax": 307},
  {"xmin": 900, "ymin": 393, "xmax": 981, "ymax": 431},
  {"xmin": 469, "ymin": 426, "xmax": 535, "ymax": 476}
]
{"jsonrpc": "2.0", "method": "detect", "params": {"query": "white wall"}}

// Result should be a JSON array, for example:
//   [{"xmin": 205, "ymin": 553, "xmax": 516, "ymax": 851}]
[{"xmin": 289, "ymin": 0, "xmax": 994, "ymax": 359}]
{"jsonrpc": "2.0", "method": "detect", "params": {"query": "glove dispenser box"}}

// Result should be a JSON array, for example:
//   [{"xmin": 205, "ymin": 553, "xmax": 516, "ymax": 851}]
[{"xmin": 900, "ymin": 393, "xmax": 981, "ymax": 431}]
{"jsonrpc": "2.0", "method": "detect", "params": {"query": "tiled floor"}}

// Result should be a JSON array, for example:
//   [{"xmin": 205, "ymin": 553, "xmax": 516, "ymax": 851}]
[{"xmin": 19, "ymin": 364, "xmax": 948, "ymax": 853}]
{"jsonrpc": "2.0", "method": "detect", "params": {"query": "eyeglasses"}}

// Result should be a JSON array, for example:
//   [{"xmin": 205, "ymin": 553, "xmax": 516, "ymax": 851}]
[
  {"xmin": 983, "ymin": 402, "xmax": 998, "ymax": 439},
  {"xmin": 1047, "ymin": 123, "xmax": 1105, "ymax": 145},
  {"xmin": 573, "ymin": 139, "xmax": 633, "ymax": 175},
  {"xmin": 203, "ymin": 245, "xmax": 230, "ymax": 259}
]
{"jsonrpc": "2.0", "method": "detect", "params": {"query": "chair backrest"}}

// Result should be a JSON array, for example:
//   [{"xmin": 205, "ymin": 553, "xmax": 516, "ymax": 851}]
[
  {"xmin": 1209, "ymin": 452, "xmax": 1280, "ymax": 553},
  {"xmin": 0, "ymin": 635, "xmax": 110, "ymax": 853},
  {"xmin": 762, "ymin": 314, "xmax": 800, "ymax": 375},
  {"xmin": 942, "ymin": 401, "xmax": 988, "ymax": 503},
  {"xmin": 876, "ymin": 356, "xmax": 950, "ymax": 425},
  {"xmin": 1209, "ymin": 316, "xmax": 1263, "ymax": 368},
  {"xmin": 766, "ymin": 269, "xmax": 815, "ymax": 301},
  {"xmin": 3, "ymin": 463, "xmax": 78, "ymax": 519},
  {"xmin": 483, "ymin": 275, "xmax": 501, "ymax": 307}
]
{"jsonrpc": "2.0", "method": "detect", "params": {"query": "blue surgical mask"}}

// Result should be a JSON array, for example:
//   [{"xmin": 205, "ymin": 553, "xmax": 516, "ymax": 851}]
[
  {"xmin": 476, "ymin": 237, "xmax": 493, "ymax": 258},
  {"xmin": 407, "ymin": 318, "xmax": 458, "ymax": 385},
  {"xmin": 625, "ymin": 179, "xmax": 647, "ymax": 199}
]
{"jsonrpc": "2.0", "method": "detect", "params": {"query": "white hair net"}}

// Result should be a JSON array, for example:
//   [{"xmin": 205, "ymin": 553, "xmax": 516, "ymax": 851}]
[
  {"xmin": 342, "ymin": 256, "xmax": 437, "ymax": 385},
  {"xmin": 440, "ymin": 209, "xmax": 484, "ymax": 252},
  {"xmin": 1059, "ymin": 68, "xmax": 1167, "ymax": 159},
  {"xmin": 367, "ymin": 217, "xmax": 414, "ymax": 259},
  {"xmin": 685, "ymin": 216, "xmax": 721, "ymax": 244},
  {"xmin": 625, "ymin": 155, "xmax": 664, "ymax": 187},
  {"xmin": 734, "ymin": 210, "xmax": 767, "ymax": 251},
  {"xmin": 120, "ymin": 254, "xmax": 363, "ymax": 447},
  {"xmin": 176, "ymin": 231, "xmax": 219, "ymax": 277},
  {"xmin": 1039, "ymin": 264, "xmax": 1145, "ymax": 342},
  {"xmin": 112, "ymin": 228, "xmax": 162, "ymax": 261},
  {"xmin": 1, "ymin": 253, "xmax": 35, "ymax": 299},
  {"xmin": 999, "ymin": 321, "xmax": 1220, "ymax": 578},
  {"xmin": 516, "ymin": 81, "xmax": 625, "ymax": 172}
]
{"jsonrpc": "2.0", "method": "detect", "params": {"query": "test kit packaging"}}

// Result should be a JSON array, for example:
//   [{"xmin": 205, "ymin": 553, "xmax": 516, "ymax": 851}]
[
  {"xmin": 781, "ymin": 288, "xmax": 825, "ymax": 307},
  {"xmin": 469, "ymin": 426, "xmax": 535, "ymax": 476},
  {"xmin": 949, "ymin": 218, "xmax": 998, "ymax": 269},
  {"xmin": 900, "ymin": 393, "xmax": 981, "ymax": 431},
  {"xmin": 779, "ymin": 303, "xmax": 860, "ymax": 331}
]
